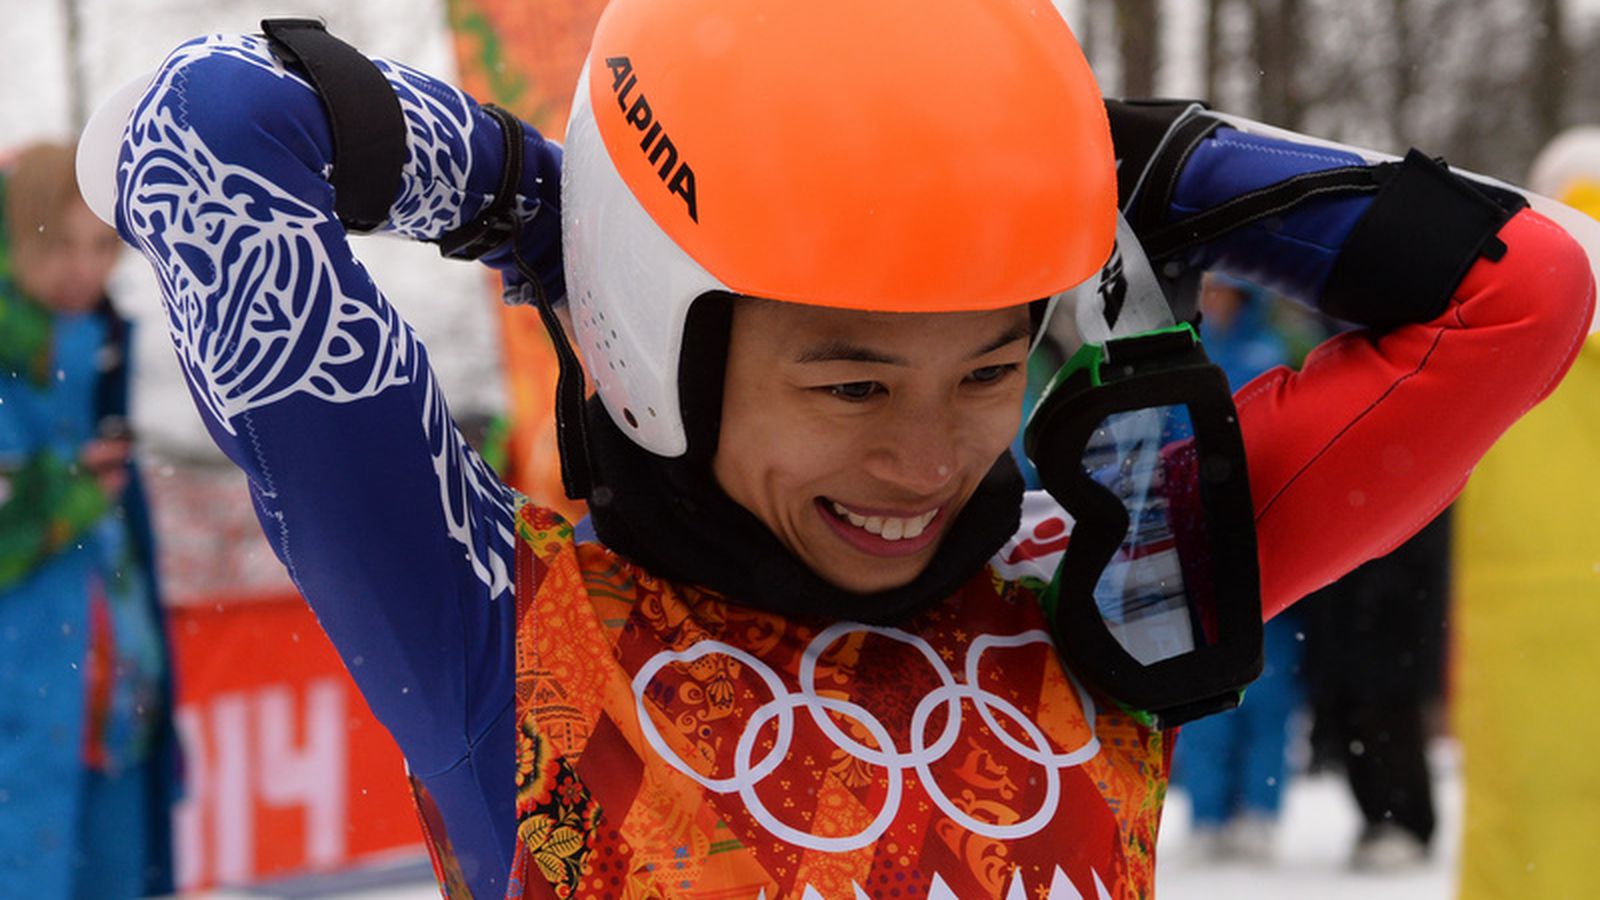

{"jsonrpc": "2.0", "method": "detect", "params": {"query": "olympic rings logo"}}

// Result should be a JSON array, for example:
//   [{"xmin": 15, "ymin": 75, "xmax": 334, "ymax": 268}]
[{"xmin": 631, "ymin": 624, "xmax": 1101, "ymax": 852}]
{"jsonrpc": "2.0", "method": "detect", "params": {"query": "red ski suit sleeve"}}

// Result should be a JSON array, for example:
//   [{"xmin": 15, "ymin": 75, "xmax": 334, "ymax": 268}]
[{"xmin": 1242, "ymin": 208, "xmax": 1594, "ymax": 619}]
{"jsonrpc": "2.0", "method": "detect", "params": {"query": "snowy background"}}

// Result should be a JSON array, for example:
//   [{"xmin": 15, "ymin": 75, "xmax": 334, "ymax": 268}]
[{"xmin": 3, "ymin": 1, "xmax": 1592, "ymax": 897}]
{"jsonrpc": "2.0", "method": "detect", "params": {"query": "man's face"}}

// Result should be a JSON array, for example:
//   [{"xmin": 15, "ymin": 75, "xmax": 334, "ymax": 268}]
[
  {"xmin": 14, "ymin": 200, "xmax": 121, "ymax": 315},
  {"xmin": 713, "ymin": 299, "xmax": 1032, "ymax": 594}
]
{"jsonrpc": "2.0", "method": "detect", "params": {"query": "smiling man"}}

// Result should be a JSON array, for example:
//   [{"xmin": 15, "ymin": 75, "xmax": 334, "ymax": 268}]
[
  {"xmin": 82, "ymin": 2, "xmax": 1594, "ymax": 898},
  {"xmin": 716, "ymin": 302, "xmax": 1033, "ymax": 594}
]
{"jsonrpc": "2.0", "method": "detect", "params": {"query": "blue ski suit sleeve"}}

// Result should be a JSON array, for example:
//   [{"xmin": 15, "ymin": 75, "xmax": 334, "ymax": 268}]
[
  {"xmin": 112, "ymin": 33, "xmax": 561, "ymax": 892},
  {"xmin": 1158, "ymin": 127, "xmax": 1369, "ymax": 301},
  {"xmin": 1166, "ymin": 127, "xmax": 1369, "ymax": 304}
]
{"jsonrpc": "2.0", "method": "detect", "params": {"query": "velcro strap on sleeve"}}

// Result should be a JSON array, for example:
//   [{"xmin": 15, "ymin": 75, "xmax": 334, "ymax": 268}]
[
  {"xmin": 438, "ymin": 104, "xmax": 524, "ymax": 260},
  {"xmin": 261, "ymin": 18, "xmax": 407, "ymax": 233},
  {"xmin": 1320, "ymin": 149, "xmax": 1526, "ymax": 330}
]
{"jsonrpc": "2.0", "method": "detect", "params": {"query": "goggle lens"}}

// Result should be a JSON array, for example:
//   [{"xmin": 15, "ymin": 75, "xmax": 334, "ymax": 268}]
[{"xmin": 1082, "ymin": 404, "xmax": 1216, "ymax": 665}]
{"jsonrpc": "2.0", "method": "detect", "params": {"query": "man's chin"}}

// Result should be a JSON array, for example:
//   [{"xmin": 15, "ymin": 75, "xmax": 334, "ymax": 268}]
[{"xmin": 810, "ymin": 554, "xmax": 929, "ymax": 596}]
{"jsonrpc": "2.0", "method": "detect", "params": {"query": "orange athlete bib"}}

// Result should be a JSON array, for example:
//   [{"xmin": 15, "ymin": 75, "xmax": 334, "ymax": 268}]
[{"xmin": 425, "ymin": 503, "xmax": 1171, "ymax": 899}]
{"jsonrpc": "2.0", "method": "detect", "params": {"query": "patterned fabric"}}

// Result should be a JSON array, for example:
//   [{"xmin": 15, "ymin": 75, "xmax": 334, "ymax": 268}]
[
  {"xmin": 495, "ymin": 504, "xmax": 1168, "ymax": 900},
  {"xmin": 113, "ymin": 34, "xmax": 563, "ymax": 897}
]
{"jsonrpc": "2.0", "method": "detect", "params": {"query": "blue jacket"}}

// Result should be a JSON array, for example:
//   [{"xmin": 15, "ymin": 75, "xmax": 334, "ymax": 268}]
[{"xmin": 0, "ymin": 283, "xmax": 178, "ymax": 895}]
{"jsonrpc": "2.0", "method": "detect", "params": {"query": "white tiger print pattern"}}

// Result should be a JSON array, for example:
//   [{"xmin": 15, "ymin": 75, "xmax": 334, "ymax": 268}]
[{"xmin": 118, "ymin": 33, "xmax": 519, "ymax": 598}]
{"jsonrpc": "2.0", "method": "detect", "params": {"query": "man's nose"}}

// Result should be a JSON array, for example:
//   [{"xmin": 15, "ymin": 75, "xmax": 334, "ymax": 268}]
[{"xmin": 861, "ymin": 403, "xmax": 962, "ymax": 496}]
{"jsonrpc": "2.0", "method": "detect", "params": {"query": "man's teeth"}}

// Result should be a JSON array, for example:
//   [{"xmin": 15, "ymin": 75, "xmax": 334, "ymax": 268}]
[{"xmin": 830, "ymin": 502, "xmax": 938, "ymax": 541}]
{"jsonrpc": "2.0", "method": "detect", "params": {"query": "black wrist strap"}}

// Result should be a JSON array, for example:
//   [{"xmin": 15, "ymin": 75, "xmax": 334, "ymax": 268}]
[
  {"xmin": 444, "ymin": 102, "xmax": 589, "ymax": 497},
  {"xmin": 1319, "ymin": 149, "xmax": 1526, "ymax": 330},
  {"xmin": 438, "ymin": 103, "xmax": 525, "ymax": 260},
  {"xmin": 261, "ymin": 18, "xmax": 406, "ymax": 233}
]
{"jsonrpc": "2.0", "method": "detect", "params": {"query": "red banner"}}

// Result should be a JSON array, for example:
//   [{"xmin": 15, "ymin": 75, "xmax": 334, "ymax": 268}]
[{"xmin": 169, "ymin": 594, "xmax": 424, "ymax": 891}]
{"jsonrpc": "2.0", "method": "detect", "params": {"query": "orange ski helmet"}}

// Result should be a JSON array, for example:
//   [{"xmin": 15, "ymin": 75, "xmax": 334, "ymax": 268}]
[{"xmin": 562, "ymin": 0, "xmax": 1116, "ymax": 456}]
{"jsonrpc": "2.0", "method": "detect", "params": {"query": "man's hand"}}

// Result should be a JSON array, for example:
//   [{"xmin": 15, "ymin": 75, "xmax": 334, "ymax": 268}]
[{"xmin": 79, "ymin": 436, "xmax": 131, "ymax": 500}]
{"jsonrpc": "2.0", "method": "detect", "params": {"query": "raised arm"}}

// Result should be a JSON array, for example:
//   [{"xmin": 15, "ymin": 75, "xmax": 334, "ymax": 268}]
[
  {"xmin": 105, "ymin": 32, "xmax": 561, "ymax": 786},
  {"xmin": 1115, "ymin": 105, "xmax": 1595, "ymax": 617}
]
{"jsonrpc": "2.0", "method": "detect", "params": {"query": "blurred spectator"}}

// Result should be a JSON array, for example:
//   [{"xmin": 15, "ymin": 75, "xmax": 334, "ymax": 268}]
[
  {"xmin": 1298, "ymin": 508, "xmax": 1452, "ymax": 870},
  {"xmin": 1452, "ymin": 127, "xmax": 1600, "ymax": 899},
  {"xmin": 0, "ymin": 142, "xmax": 178, "ymax": 897},
  {"xmin": 1172, "ymin": 275, "xmax": 1306, "ymax": 861}
]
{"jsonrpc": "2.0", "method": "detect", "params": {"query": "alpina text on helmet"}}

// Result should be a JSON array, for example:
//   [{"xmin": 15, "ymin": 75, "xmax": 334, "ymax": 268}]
[{"xmin": 606, "ymin": 56, "xmax": 699, "ymax": 222}]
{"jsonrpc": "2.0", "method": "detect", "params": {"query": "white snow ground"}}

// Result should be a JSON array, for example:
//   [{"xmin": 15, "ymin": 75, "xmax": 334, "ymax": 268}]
[{"xmin": 180, "ymin": 745, "xmax": 1463, "ymax": 899}]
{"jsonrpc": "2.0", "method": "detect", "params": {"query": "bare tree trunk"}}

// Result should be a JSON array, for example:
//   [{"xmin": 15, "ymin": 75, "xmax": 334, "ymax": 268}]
[
  {"xmin": 1388, "ymin": 0, "xmax": 1416, "ymax": 148},
  {"xmin": 1078, "ymin": 0, "xmax": 1099, "ymax": 78},
  {"xmin": 1532, "ymin": 0, "xmax": 1568, "ymax": 147},
  {"xmin": 1116, "ymin": 0, "xmax": 1160, "ymax": 98},
  {"xmin": 1251, "ymin": 0, "xmax": 1304, "ymax": 128},
  {"xmin": 59, "ymin": 0, "xmax": 87, "ymax": 130},
  {"xmin": 1204, "ymin": 0, "xmax": 1224, "ymax": 104}
]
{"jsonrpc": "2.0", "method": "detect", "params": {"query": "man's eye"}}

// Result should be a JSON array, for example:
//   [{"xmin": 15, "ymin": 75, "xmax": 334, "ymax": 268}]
[
  {"xmin": 967, "ymin": 363, "xmax": 1019, "ymax": 385},
  {"xmin": 825, "ymin": 381, "xmax": 883, "ymax": 401}
]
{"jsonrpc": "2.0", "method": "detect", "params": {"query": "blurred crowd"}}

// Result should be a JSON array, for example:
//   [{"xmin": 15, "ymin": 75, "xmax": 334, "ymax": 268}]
[{"xmin": 0, "ymin": 142, "xmax": 179, "ymax": 897}]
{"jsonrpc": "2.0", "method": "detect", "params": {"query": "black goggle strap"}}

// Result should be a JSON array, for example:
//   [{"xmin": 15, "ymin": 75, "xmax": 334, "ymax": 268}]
[
  {"xmin": 1136, "ymin": 163, "xmax": 1393, "ymax": 263},
  {"xmin": 1049, "ymin": 212, "xmax": 1177, "ymax": 372}
]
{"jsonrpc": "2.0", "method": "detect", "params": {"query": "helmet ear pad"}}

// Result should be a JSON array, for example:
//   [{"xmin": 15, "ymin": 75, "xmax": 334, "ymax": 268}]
[{"xmin": 674, "ymin": 291, "xmax": 736, "ymax": 466}]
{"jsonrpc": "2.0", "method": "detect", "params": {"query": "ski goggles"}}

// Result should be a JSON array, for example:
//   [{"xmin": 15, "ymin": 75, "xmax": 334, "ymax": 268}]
[{"xmin": 1025, "ymin": 323, "xmax": 1262, "ymax": 728}]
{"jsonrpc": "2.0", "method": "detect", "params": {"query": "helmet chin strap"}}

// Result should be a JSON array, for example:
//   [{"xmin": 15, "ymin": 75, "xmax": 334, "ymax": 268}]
[
  {"xmin": 462, "ymin": 103, "xmax": 594, "ymax": 500},
  {"xmin": 508, "ymin": 247, "xmax": 595, "ymax": 501}
]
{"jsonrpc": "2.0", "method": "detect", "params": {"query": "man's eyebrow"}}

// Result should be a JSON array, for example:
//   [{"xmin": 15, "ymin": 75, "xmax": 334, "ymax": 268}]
[
  {"xmin": 793, "ymin": 322, "xmax": 1033, "ymax": 366},
  {"xmin": 794, "ymin": 340, "xmax": 907, "ymax": 365},
  {"xmin": 971, "ymin": 322, "xmax": 1034, "ymax": 359}
]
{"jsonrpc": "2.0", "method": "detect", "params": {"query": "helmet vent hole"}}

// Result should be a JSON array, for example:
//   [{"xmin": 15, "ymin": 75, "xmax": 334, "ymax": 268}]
[{"xmin": 623, "ymin": 408, "xmax": 639, "ymax": 428}]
